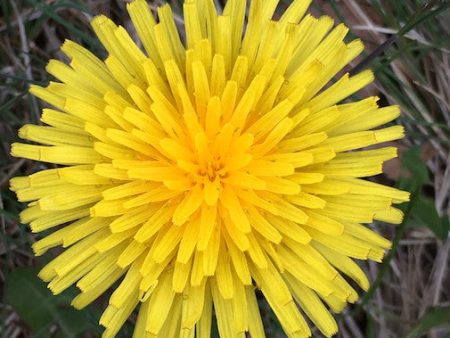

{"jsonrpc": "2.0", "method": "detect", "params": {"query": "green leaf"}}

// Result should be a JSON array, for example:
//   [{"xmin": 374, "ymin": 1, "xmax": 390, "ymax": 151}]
[
  {"xmin": 5, "ymin": 267, "xmax": 96, "ymax": 337},
  {"xmin": 401, "ymin": 146, "xmax": 429, "ymax": 185},
  {"xmin": 441, "ymin": 217, "xmax": 450, "ymax": 239},
  {"xmin": 404, "ymin": 306, "xmax": 450, "ymax": 338},
  {"xmin": 412, "ymin": 196, "xmax": 448, "ymax": 240}
]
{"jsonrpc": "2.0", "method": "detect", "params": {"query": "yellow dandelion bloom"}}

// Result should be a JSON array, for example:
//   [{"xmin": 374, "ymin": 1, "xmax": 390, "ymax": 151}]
[{"xmin": 10, "ymin": 0, "xmax": 410, "ymax": 337}]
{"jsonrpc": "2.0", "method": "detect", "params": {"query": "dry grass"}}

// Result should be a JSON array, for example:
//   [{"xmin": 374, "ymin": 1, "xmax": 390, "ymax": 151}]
[{"xmin": 0, "ymin": 1, "xmax": 449, "ymax": 337}]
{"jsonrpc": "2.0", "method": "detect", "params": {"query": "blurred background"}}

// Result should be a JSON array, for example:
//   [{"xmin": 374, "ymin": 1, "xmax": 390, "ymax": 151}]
[{"xmin": 0, "ymin": 0, "xmax": 449, "ymax": 337}]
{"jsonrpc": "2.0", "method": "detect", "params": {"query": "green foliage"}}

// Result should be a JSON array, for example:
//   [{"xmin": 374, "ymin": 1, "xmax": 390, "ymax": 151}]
[
  {"xmin": 400, "ymin": 146, "xmax": 450, "ymax": 239},
  {"xmin": 404, "ymin": 306, "xmax": 450, "ymax": 338},
  {"xmin": 5, "ymin": 267, "xmax": 100, "ymax": 337},
  {"xmin": 412, "ymin": 196, "xmax": 450, "ymax": 240},
  {"xmin": 400, "ymin": 146, "xmax": 430, "ymax": 186},
  {"xmin": 24, "ymin": 0, "xmax": 100, "ymax": 50}
]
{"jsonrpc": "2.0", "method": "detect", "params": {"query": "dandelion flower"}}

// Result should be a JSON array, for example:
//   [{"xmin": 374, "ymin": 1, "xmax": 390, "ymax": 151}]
[{"xmin": 10, "ymin": 0, "xmax": 410, "ymax": 337}]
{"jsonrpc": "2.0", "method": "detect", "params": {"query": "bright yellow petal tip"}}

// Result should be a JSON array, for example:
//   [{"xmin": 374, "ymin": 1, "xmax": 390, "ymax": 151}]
[{"xmin": 10, "ymin": 0, "xmax": 409, "ymax": 337}]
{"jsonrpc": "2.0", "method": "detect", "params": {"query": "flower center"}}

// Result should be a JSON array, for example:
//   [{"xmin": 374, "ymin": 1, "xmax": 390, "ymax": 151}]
[{"xmin": 198, "ymin": 160, "xmax": 221, "ymax": 180}]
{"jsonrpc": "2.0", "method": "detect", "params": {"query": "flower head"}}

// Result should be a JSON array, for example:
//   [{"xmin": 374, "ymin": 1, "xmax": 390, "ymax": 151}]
[{"xmin": 11, "ymin": 0, "xmax": 409, "ymax": 337}]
